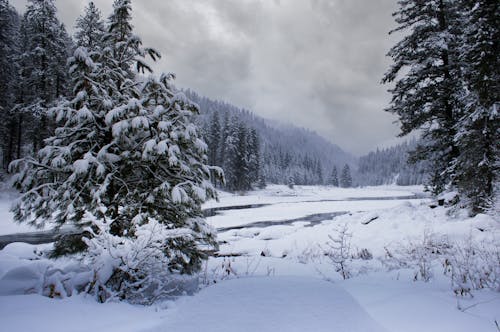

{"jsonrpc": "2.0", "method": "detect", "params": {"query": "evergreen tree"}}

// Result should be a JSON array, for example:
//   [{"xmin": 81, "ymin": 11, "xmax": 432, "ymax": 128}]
[
  {"xmin": 247, "ymin": 128, "xmax": 261, "ymax": 187},
  {"xmin": 18, "ymin": 0, "xmax": 72, "ymax": 153},
  {"xmin": 206, "ymin": 111, "xmax": 221, "ymax": 185},
  {"xmin": 12, "ymin": 0, "xmax": 220, "ymax": 301},
  {"xmin": 340, "ymin": 164, "xmax": 352, "ymax": 188},
  {"xmin": 382, "ymin": 0, "xmax": 462, "ymax": 195},
  {"xmin": 235, "ymin": 122, "xmax": 251, "ymax": 190},
  {"xmin": 315, "ymin": 159, "xmax": 323, "ymax": 185},
  {"xmin": 453, "ymin": 0, "xmax": 499, "ymax": 213},
  {"xmin": 218, "ymin": 111, "xmax": 230, "ymax": 168},
  {"xmin": 222, "ymin": 116, "xmax": 239, "ymax": 191},
  {"xmin": 0, "ymin": 0, "xmax": 20, "ymax": 168},
  {"xmin": 74, "ymin": 1, "xmax": 104, "ymax": 51},
  {"xmin": 329, "ymin": 165, "xmax": 339, "ymax": 187}
]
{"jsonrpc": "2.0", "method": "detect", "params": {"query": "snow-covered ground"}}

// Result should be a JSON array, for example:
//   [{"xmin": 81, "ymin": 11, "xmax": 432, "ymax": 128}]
[{"xmin": 0, "ymin": 185, "xmax": 498, "ymax": 332}]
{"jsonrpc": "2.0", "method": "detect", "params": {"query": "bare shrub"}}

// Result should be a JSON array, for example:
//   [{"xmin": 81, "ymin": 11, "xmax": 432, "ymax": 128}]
[
  {"xmin": 444, "ymin": 236, "xmax": 500, "ymax": 297},
  {"xmin": 325, "ymin": 223, "xmax": 353, "ymax": 280},
  {"xmin": 382, "ymin": 229, "xmax": 450, "ymax": 282}
]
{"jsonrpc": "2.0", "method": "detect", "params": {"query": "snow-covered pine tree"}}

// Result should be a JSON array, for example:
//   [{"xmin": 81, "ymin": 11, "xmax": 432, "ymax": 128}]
[
  {"xmin": 236, "ymin": 122, "xmax": 252, "ymax": 190},
  {"xmin": 12, "ymin": 0, "xmax": 221, "ymax": 302},
  {"xmin": 382, "ymin": 0, "xmax": 462, "ymax": 195},
  {"xmin": 247, "ymin": 128, "xmax": 261, "ymax": 187},
  {"xmin": 18, "ymin": 0, "xmax": 72, "ymax": 153},
  {"xmin": 222, "ymin": 116, "xmax": 239, "ymax": 191},
  {"xmin": 74, "ymin": 1, "xmax": 104, "ymax": 51},
  {"xmin": 453, "ymin": 0, "xmax": 499, "ymax": 214},
  {"xmin": 218, "ymin": 111, "xmax": 230, "ymax": 171},
  {"xmin": 329, "ymin": 165, "xmax": 339, "ymax": 187},
  {"xmin": 340, "ymin": 164, "xmax": 352, "ymax": 188},
  {"xmin": 315, "ymin": 159, "xmax": 324, "ymax": 185},
  {"xmin": 206, "ymin": 111, "xmax": 221, "ymax": 185},
  {"xmin": 100, "ymin": 73, "xmax": 221, "ymax": 274}
]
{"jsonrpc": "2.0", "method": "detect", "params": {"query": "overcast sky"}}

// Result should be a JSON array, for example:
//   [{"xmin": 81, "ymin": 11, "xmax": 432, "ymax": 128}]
[{"xmin": 11, "ymin": 0, "xmax": 402, "ymax": 155}]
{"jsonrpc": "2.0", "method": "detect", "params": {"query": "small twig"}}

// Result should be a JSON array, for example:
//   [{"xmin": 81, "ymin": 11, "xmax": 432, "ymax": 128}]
[{"xmin": 457, "ymin": 296, "xmax": 500, "ymax": 313}]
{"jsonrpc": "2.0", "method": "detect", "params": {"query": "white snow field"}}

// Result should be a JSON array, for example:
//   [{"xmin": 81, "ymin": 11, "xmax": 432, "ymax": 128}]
[
  {"xmin": 151, "ymin": 276, "xmax": 388, "ymax": 332},
  {"xmin": 0, "ymin": 185, "xmax": 498, "ymax": 332}
]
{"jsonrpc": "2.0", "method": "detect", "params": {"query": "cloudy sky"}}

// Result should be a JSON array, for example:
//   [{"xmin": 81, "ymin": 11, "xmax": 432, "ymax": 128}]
[{"xmin": 11, "ymin": 0, "xmax": 402, "ymax": 155}]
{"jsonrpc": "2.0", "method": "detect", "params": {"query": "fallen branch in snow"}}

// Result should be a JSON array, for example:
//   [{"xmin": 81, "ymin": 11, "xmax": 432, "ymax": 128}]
[{"xmin": 361, "ymin": 216, "xmax": 379, "ymax": 225}]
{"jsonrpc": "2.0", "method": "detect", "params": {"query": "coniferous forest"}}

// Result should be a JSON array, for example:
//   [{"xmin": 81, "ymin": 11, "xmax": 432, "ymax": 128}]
[{"xmin": 0, "ymin": 1, "xmax": 498, "ymax": 327}]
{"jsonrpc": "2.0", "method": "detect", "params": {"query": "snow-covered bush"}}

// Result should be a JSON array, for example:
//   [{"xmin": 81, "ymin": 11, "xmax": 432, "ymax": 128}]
[
  {"xmin": 382, "ymin": 228, "xmax": 499, "ymax": 295},
  {"xmin": 201, "ymin": 257, "xmax": 239, "ymax": 286},
  {"xmin": 83, "ymin": 218, "xmax": 199, "ymax": 304},
  {"xmin": 383, "ymin": 230, "xmax": 451, "ymax": 282},
  {"xmin": 297, "ymin": 245, "xmax": 323, "ymax": 264},
  {"xmin": 444, "ymin": 237, "xmax": 500, "ymax": 297}
]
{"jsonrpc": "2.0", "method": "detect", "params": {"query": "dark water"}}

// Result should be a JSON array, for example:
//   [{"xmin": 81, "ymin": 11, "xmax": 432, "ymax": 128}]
[
  {"xmin": 203, "ymin": 204, "xmax": 271, "ymax": 217},
  {"xmin": 210, "ymin": 193, "xmax": 427, "ymax": 232},
  {"xmin": 217, "ymin": 211, "xmax": 349, "ymax": 232},
  {"xmin": 0, "ymin": 228, "xmax": 79, "ymax": 250},
  {"xmin": 205, "ymin": 194, "xmax": 427, "ymax": 218}
]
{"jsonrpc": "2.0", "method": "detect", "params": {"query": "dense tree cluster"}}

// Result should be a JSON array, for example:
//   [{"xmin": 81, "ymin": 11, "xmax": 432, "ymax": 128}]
[
  {"xmin": 6, "ymin": 0, "xmax": 221, "ymax": 303},
  {"xmin": 383, "ymin": 0, "xmax": 499, "ymax": 214},
  {"xmin": 0, "ymin": 0, "xmax": 72, "ymax": 169},
  {"xmin": 203, "ymin": 111, "xmax": 262, "ymax": 191}
]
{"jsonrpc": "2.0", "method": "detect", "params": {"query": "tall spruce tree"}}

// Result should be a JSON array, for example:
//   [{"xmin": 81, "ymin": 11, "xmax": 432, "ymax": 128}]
[
  {"xmin": 315, "ymin": 159, "xmax": 323, "ymax": 185},
  {"xmin": 18, "ymin": 0, "xmax": 72, "ymax": 153},
  {"xmin": 206, "ymin": 111, "xmax": 221, "ymax": 185},
  {"xmin": 222, "ymin": 116, "xmax": 239, "ymax": 191},
  {"xmin": 235, "ymin": 122, "xmax": 251, "ymax": 190},
  {"xmin": 340, "ymin": 164, "xmax": 352, "ymax": 188},
  {"xmin": 382, "ymin": 0, "xmax": 462, "ymax": 195},
  {"xmin": 453, "ymin": 0, "xmax": 499, "ymax": 213},
  {"xmin": 74, "ymin": 1, "xmax": 104, "ymax": 51},
  {"xmin": 329, "ymin": 165, "xmax": 339, "ymax": 187},
  {"xmin": 247, "ymin": 128, "xmax": 261, "ymax": 187},
  {"xmin": 12, "ymin": 0, "xmax": 221, "ymax": 301}
]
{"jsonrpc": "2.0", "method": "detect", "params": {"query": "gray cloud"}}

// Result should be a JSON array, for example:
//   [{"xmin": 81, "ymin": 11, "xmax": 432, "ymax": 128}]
[{"xmin": 10, "ymin": 0, "xmax": 402, "ymax": 155}]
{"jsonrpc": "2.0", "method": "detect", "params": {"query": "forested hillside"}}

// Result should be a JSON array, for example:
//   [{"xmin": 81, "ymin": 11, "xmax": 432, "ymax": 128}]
[
  {"xmin": 187, "ymin": 91, "xmax": 356, "ymax": 190},
  {"xmin": 357, "ymin": 140, "xmax": 428, "ymax": 186}
]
